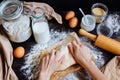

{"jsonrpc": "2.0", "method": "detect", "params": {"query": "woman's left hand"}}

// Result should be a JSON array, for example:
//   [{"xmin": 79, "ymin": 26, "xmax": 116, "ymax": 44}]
[{"xmin": 38, "ymin": 50, "xmax": 64, "ymax": 80}]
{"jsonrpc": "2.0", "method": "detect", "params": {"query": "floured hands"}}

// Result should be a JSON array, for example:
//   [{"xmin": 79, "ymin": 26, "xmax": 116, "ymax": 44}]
[
  {"xmin": 38, "ymin": 50, "xmax": 64, "ymax": 80},
  {"xmin": 68, "ymin": 40, "xmax": 107, "ymax": 80},
  {"xmin": 68, "ymin": 40, "xmax": 92, "ymax": 68},
  {"xmin": 38, "ymin": 40, "xmax": 107, "ymax": 80}
]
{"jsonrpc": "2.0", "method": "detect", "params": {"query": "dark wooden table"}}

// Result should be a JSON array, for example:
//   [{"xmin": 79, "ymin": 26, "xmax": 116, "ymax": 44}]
[{"xmin": 11, "ymin": 11, "xmax": 117, "ymax": 80}]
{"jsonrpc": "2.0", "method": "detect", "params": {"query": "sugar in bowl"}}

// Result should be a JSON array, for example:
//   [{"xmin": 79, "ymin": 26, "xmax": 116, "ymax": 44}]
[{"xmin": 91, "ymin": 3, "xmax": 108, "ymax": 23}]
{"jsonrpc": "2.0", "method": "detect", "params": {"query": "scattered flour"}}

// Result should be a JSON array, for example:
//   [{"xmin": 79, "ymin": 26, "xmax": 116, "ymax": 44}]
[
  {"xmin": 20, "ymin": 29, "xmax": 105, "ymax": 80},
  {"xmin": 97, "ymin": 13, "xmax": 120, "ymax": 41},
  {"xmin": 106, "ymin": 13, "xmax": 120, "ymax": 33},
  {"xmin": 20, "ymin": 29, "xmax": 70, "ymax": 80},
  {"xmin": 102, "ymin": 13, "xmax": 120, "ymax": 41}
]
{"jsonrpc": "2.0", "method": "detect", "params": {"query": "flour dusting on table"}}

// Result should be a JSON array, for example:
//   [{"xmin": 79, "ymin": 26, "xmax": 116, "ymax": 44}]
[
  {"xmin": 20, "ymin": 29, "xmax": 70, "ymax": 79},
  {"xmin": 106, "ymin": 13, "xmax": 120, "ymax": 33},
  {"xmin": 104, "ymin": 13, "xmax": 120, "ymax": 41},
  {"xmin": 20, "ymin": 29, "xmax": 105, "ymax": 80}
]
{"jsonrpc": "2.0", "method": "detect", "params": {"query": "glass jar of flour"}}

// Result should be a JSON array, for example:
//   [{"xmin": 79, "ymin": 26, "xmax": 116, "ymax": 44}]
[
  {"xmin": 31, "ymin": 7, "xmax": 50, "ymax": 44},
  {"xmin": 0, "ymin": 0, "xmax": 32, "ymax": 43}
]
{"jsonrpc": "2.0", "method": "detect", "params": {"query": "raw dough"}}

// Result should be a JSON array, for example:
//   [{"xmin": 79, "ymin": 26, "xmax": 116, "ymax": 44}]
[
  {"xmin": 40, "ymin": 32, "xmax": 80, "ymax": 71},
  {"xmin": 56, "ymin": 45, "xmax": 76, "ymax": 70},
  {"xmin": 39, "ymin": 32, "xmax": 81, "ymax": 80}
]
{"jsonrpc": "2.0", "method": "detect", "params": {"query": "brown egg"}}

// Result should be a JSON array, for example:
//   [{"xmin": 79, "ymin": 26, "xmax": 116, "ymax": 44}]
[
  {"xmin": 69, "ymin": 17, "xmax": 78, "ymax": 28},
  {"xmin": 65, "ymin": 11, "xmax": 75, "ymax": 20},
  {"xmin": 14, "ymin": 46, "xmax": 25, "ymax": 58}
]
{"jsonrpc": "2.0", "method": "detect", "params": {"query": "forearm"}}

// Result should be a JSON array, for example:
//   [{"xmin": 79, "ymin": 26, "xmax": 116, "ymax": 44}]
[{"xmin": 80, "ymin": 61, "xmax": 107, "ymax": 80}]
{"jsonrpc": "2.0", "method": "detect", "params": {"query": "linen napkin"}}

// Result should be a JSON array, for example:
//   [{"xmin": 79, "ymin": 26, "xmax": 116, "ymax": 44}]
[
  {"xmin": 23, "ymin": 1, "xmax": 63, "ymax": 24},
  {"xmin": 0, "ymin": 25, "xmax": 18, "ymax": 80},
  {"xmin": 101, "ymin": 56, "xmax": 120, "ymax": 80}
]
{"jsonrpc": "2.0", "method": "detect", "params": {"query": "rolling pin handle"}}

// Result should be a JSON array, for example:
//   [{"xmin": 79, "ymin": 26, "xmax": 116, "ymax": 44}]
[{"xmin": 79, "ymin": 29, "xmax": 97, "ymax": 41}]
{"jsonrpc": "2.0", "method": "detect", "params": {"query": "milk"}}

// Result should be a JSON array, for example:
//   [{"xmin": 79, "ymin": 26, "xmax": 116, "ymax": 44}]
[{"xmin": 32, "ymin": 22, "xmax": 50, "ymax": 44}]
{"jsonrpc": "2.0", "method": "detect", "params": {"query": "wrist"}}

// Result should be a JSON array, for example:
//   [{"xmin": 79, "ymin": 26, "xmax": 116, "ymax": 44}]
[
  {"xmin": 78, "ymin": 59, "xmax": 94, "ymax": 69},
  {"xmin": 38, "ymin": 72, "xmax": 51, "ymax": 80},
  {"xmin": 83, "ymin": 61, "xmax": 98, "ymax": 73}
]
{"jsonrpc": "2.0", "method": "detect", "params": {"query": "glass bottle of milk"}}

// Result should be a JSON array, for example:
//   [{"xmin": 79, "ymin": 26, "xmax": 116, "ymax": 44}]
[{"xmin": 31, "ymin": 7, "xmax": 50, "ymax": 44}]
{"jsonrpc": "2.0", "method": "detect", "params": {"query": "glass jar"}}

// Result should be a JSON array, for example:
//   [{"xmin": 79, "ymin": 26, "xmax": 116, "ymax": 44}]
[
  {"xmin": 31, "ymin": 7, "xmax": 50, "ymax": 44},
  {"xmin": 80, "ymin": 14, "xmax": 96, "ymax": 32},
  {"xmin": 97, "ymin": 22, "xmax": 113, "ymax": 37},
  {"xmin": 0, "ymin": 0, "xmax": 32, "ymax": 43},
  {"xmin": 91, "ymin": 3, "xmax": 108, "ymax": 23}
]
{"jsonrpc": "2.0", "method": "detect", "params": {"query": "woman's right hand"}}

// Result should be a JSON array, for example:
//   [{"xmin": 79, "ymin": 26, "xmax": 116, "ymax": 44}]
[
  {"xmin": 68, "ymin": 40, "xmax": 93, "ymax": 67},
  {"xmin": 68, "ymin": 40, "xmax": 108, "ymax": 80}
]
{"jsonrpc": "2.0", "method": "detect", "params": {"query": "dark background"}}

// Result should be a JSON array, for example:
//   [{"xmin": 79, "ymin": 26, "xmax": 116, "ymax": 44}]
[
  {"xmin": 0, "ymin": 0, "xmax": 119, "ymax": 12},
  {"xmin": 22, "ymin": 0, "xmax": 119, "ymax": 12}
]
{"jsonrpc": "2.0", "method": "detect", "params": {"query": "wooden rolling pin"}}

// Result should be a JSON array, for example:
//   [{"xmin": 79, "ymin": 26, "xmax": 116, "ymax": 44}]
[{"xmin": 79, "ymin": 29, "xmax": 120, "ymax": 55}]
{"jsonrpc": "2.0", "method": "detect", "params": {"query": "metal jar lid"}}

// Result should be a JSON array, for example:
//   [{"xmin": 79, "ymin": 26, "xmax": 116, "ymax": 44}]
[{"xmin": 0, "ymin": 0, "xmax": 23, "ymax": 20}]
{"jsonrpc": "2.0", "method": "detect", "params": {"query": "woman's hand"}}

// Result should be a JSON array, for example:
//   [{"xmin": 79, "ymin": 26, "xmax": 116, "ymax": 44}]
[
  {"xmin": 68, "ymin": 40, "xmax": 92, "ymax": 67},
  {"xmin": 68, "ymin": 40, "xmax": 107, "ymax": 80},
  {"xmin": 38, "ymin": 50, "xmax": 64, "ymax": 80}
]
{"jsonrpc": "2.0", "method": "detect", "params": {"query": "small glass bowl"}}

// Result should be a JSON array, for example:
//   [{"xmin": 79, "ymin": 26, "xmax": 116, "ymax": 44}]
[
  {"xmin": 91, "ymin": 3, "xmax": 108, "ymax": 23},
  {"xmin": 97, "ymin": 22, "xmax": 113, "ymax": 37}
]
